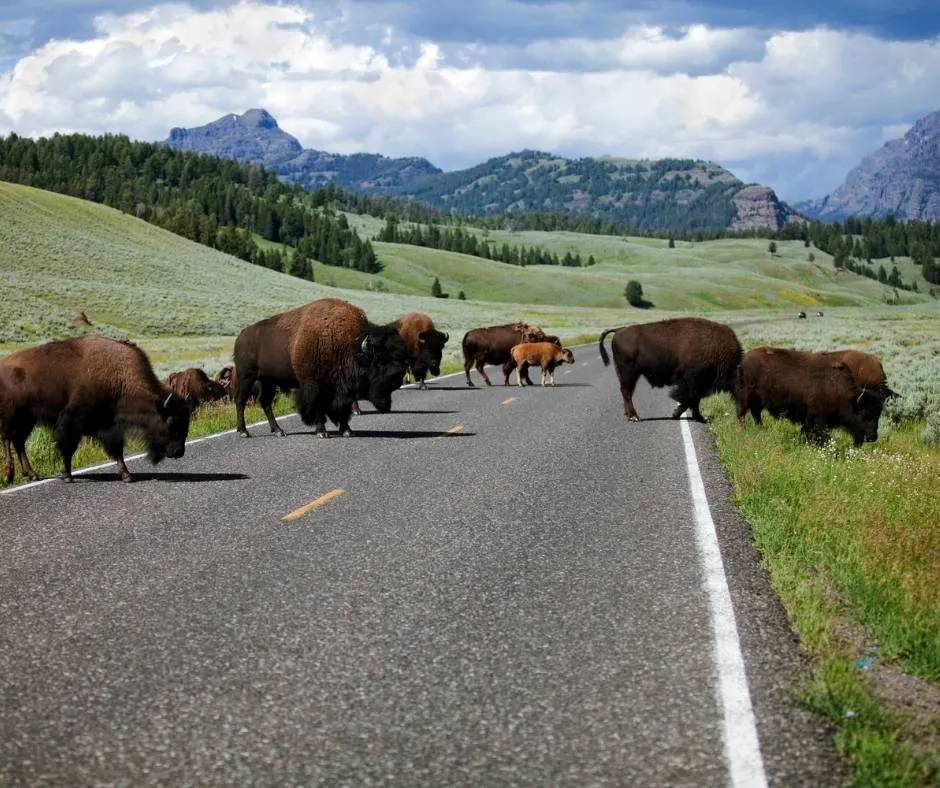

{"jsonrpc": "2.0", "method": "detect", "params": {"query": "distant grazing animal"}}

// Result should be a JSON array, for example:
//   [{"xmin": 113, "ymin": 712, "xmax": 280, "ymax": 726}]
[
  {"xmin": 462, "ymin": 323, "xmax": 548, "ymax": 386},
  {"xmin": 0, "ymin": 336, "xmax": 192, "ymax": 483},
  {"xmin": 393, "ymin": 312, "xmax": 449, "ymax": 389},
  {"xmin": 816, "ymin": 311, "xmax": 824, "ymax": 317},
  {"xmin": 509, "ymin": 342, "xmax": 575, "ymax": 387},
  {"xmin": 233, "ymin": 297, "xmax": 410, "ymax": 438},
  {"xmin": 797, "ymin": 311, "xmax": 807, "ymax": 319},
  {"xmin": 732, "ymin": 346, "xmax": 893, "ymax": 446},
  {"xmin": 598, "ymin": 317, "xmax": 743, "ymax": 422},
  {"xmin": 163, "ymin": 368, "xmax": 227, "ymax": 407}
]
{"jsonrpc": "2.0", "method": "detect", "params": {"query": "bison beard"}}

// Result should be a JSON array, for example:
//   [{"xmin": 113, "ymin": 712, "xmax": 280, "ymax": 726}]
[
  {"xmin": 0, "ymin": 336, "xmax": 192, "ymax": 483},
  {"xmin": 598, "ymin": 317, "xmax": 742, "ymax": 422},
  {"xmin": 233, "ymin": 298, "xmax": 410, "ymax": 438}
]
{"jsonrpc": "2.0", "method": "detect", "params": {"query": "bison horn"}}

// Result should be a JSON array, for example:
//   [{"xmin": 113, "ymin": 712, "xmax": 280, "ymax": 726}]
[
  {"xmin": 443, "ymin": 332, "xmax": 449, "ymax": 342},
  {"xmin": 163, "ymin": 392, "xmax": 174, "ymax": 409},
  {"xmin": 360, "ymin": 335, "xmax": 373, "ymax": 353}
]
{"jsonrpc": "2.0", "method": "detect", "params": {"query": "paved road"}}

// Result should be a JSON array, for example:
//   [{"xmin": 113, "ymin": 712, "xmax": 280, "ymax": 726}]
[{"xmin": 0, "ymin": 347, "xmax": 845, "ymax": 786}]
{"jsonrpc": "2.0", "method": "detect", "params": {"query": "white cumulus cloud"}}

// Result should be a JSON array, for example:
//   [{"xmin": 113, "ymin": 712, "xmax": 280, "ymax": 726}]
[{"xmin": 0, "ymin": 0, "xmax": 938, "ymax": 200}]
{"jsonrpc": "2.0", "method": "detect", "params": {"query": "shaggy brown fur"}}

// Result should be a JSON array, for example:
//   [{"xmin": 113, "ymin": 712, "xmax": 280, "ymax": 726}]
[
  {"xmin": 163, "ymin": 368, "xmax": 227, "ymax": 407},
  {"xmin": 462, "ymin": 322, "xmax": 547, "ymax": 386},
  {"xmin": 0, "ymin": 336, "xmax": 192, "ymax": 483},
  {"xmin": 821, "ymin": 349, "xmax": 896, "ymax": 400},
  {"xmin": 233, "ymin": 297, "xmax": 409, "ymax": 438},
  {"xmin": 392, "ymin": 312, "xmax": 449, "ymax": 389},
  {"xmin": 508, "ymin": 342, "xmax": 575, "ymax": 387},
  {"xmin": 733, "ymin": 346, "xmax": 890, "ymax": 446},
  {"xmin": 599, "ymin": 317, "xmax": 742, "ymax": 422}
]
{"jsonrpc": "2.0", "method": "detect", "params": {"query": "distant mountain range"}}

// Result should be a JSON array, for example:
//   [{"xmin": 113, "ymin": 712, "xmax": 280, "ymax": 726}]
[
  {"xmin": 162, "ymin": 108, "xmax": 799, "ymax": 231},
  {"xmin": 794, "ymin": 109, "xmax": 940, "ymax": 222}
]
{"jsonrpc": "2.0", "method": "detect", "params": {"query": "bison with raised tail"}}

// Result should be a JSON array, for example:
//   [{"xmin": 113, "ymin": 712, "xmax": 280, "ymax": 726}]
[
  {"xmin": 0, "ymin": 336, "xmax": 192, "ymax": 483},
  {"xmin": 734, "ymin": 346, "xmax": 895, "ymax": 446},
  {"xmin": 393, "ymin": 312, "xmax": 449, "ymax": 389},
  {"xmin": 462, "ymin": 323, "xmax": 548, "ymax": 386},
  {"xmin": 598, "ymin": 317, "xmax": 743, "ymax": 422},
  {"xmin": 233, "ymin": 297, "xmax": 410, "ymax": 438}
]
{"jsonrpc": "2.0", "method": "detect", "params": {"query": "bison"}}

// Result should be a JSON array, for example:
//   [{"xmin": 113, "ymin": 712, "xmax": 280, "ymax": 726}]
[
  {"xmin": 462, "ymin": 323, "xmax": 548, "ymax": 386},
  {"xmin": 163, "ymin": 367, "xmax": 227, "ymax": 407},
  {"xmin": 0, "ymin": 336, "xmax": 192, "ymax": 483},
  {"xmin": 820, "ymin": 349, "xmax": 896, "ymax": 401},
  {"xmin": 233, "ymin": 297, "xmax": 410, "ymax": 438},
  {"xmin": 393, "ymin": 312, "xmax": 449, "ymax": 390},
  {"xmin": 598, "ymin": 317, "xmax": 743, "ymax": 422},
  {"xmin": 508, "ymin": 342, "xmax": 575, "ymax": 387},
  {"xmin": 733, "ymin": 346, "xmax": 893, "ymax": 446}
]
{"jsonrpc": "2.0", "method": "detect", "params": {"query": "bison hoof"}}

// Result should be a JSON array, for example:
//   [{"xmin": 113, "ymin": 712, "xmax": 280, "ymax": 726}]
[
  {"xmin": 316, "ymin": 431, "xmax": 330, "ymax": 439},
  {"xmin": 626, "ymin": 415, "xmax": 640, "ymax": 422},
  {"xmin": 237, "ymin": 430, "xmax": 251, "ymax": 439},
  {"xmin": 121, "ymin": 473, "xmax": 134, "ymax": 483},
  {"xmin": 340, "ymin": 429, "xmax": 353, "ymax": 437},
  {"xmin": 60, "ymin": 474, "xmax": 74, "ymax": 483},
  {"xmin": 274, "ymin": 429, "xmax": 286, "ymax": 437}
]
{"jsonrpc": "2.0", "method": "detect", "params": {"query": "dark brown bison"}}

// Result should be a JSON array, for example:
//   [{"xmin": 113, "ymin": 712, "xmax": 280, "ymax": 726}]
[
  {"xmin": 509, "ymin": 342, "xmax": 575, "ymax": 386},
  {"xmin": 598, "ymin": 317, "xmax": 743, "ymax": 422},
  {"xmin": 0, "ymin": 336, "xmax": 192, "ymax": 483},
  {"xmin": 732, "ymin": 346, "xmax": 893, "ymax": 446},
  {"xmin": 393, "ymin": 312, "xmax": 449, "ymax": 389},
  {"xmin": 233, "ymin": 297, "xmax": 410, "ymax": 438},
  {"xmin": 162, "ymin": 368, "xmax": 227, "ymax": 407},
  {"xmin": 462, "ymin": 323, "xmax": 548, "ymax": 386}
]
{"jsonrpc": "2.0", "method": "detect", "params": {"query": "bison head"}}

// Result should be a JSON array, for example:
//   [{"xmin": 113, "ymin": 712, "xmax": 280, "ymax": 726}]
[
  {"xmin": 356, "ymin": 327, "xmax": 410, "ymax": 413},
  {"xmin": 413, "ymin": 328, "xmax": 449, "ymax": 378},
  {"xmin": 558, "ymin": 348, "xmax": 575, "ymax": 365},
  {"xmin": 148, "ymin": 390, "xmax": 193, "ymax": 463}
]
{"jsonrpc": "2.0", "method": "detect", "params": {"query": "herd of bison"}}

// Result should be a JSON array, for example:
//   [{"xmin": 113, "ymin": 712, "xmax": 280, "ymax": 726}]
[{"xmin": 0, "ymin": 297, "xmax": 896, "ymax": 484}]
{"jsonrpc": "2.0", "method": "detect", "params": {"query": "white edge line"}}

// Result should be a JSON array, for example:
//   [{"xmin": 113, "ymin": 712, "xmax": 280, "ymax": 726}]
[
  {"xmin": 680, "ymin": 418, "xmax": 768, "ymax": 788},
  {"xmin": 1, "ymin": 369, "xmax": 474, "ymax": 496},
  {"xmin": 1, "ymin": 345, "xmax": 604, "ymax": 497}
]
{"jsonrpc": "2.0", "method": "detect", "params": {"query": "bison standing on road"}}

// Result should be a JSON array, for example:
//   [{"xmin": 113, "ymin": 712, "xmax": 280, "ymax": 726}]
[
  {"xmin": 163, "ymin": 368, "xmax": 227, "ymax": 408},
  {"xmin": 393, "ymin": 312, "xmax": 449, "ymax": 389},
  {"xmin": 0, "ymin": 336, "xmax": 192, "ymax": 483},
  {"xmin": 732, "ymin": 346, "xmax": 893, "ymax": 446},
  {"xmin": 462, "ymin": 323, "xmax": 548, "ymax": 386},
  {"xmin": 509, "ymin": 342, "xmax": 575, "ymax": 387},
  {"xmin": 233, "ymin": 297, "xmax": 410, "ymax": 438},
  {"xmin": 598, "ymin": 317, "xmax": 743, "ymax": 422}
]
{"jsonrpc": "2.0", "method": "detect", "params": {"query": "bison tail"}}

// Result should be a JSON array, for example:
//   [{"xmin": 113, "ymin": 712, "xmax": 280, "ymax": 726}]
[{"xmin": 598, "ymin": 327, "xmax": 621, "ymax": 367}]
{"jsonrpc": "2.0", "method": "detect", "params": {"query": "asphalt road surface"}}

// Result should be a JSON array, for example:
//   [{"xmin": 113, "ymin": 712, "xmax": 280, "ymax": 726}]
[{"xmin": 0, "ymin": 347, "xmax": 846, "ymax": 786}]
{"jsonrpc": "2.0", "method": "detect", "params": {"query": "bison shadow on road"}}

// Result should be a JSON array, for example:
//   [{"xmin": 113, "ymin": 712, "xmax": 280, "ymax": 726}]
[
  {"xmin": 353, "ymin": 409, "xmax": 461, "ymax": 415},
  {"xmin": 75, "ymin": 471, "xmax": 250, "ymax": 483}
]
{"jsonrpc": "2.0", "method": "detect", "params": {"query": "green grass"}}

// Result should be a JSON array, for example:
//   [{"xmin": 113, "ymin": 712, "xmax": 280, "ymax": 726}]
[{"xmin": 3, "ymin": 179, "xmax": 940, "ymax": 783}]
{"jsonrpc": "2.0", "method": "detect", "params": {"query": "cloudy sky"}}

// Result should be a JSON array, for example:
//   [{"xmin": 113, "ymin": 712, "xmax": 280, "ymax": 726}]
[{"xmin": 1, "ymin": 0, "xmax": 939, "ymax": 201}]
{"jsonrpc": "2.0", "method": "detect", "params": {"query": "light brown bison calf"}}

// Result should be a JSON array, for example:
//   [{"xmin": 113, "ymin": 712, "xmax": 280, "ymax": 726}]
[
  {"xmin": 0, "ymin": 336, "xmax": 192, "ymax": 483},
  {"xmin": 509, "ymin": 342, "xmax": 575, "ymax": 387}
]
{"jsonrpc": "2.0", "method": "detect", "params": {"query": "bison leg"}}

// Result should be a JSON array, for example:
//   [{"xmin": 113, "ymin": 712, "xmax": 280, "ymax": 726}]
[
  {"xmin": 463, "ymin": 357, "xmax": 475, "ymax": 387},
  {"xmin": 8, "ymin": 425, "xmax": 39, "ymax": 481},
  {"xmin": 98, "ymin": 427, "xmax": 133, "ymax": 482},
  {"xmin": 234, "ymin": 373, "xmax": 259, "ymax": 437},
  {"xmin": 53, "ymin": 411, "xmax": 82, "ymax": 483},
  {"xmin": 2, "ymin": 438, "xmax": 14, "ymax": 483},
  {"xmin": 475, "ymin": 357, "xmax": 493, "ymax": 386},
  {"xmin": 502, "ymin": 359, "xmax": 515, "ymax": 386},
  {"xmin": 616, "ymin": 368, "xmax": 641, "ymax": 421},
  {"xmin": 257, "ymin": 379, "xmax": 285, "ymax": 437}
]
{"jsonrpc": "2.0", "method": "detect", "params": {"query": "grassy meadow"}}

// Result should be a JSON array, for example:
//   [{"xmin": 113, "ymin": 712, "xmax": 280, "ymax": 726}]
[{"xmin": 2, "ymin": 180, "xmax": 939, "ymax": 784}]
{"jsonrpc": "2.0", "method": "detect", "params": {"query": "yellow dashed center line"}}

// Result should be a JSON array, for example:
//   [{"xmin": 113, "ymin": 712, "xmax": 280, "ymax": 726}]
[
  {"xmin": 445, "ymin": 424, "xmax": 463, "ymax": 436},
  {"xmin": 282, "ymin": 488, "xmax": 345, "ymax": 521},
  {"xmin": 502, "ymin": 397, "xmax": 517, "ymax": 405}
]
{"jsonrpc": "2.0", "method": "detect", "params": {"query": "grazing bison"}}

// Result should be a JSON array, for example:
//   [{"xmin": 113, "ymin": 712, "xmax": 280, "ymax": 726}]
[
  {"xmin": 798, "ymin": 311, "xmax": 807, "ymax": 319},
  {"xmin": 233, "ymin": 297, "xmax": 410, "ymax": 438},
  {"xmin": 163, "ymin": 367, "xmax": 227, "ymax": 407},
  {"xmin": 462, "ymin": 323, "xmax": 547, "ymax": 386},
  {"xmin": 598, "ymin": 317, "xmax": 743, "ymax": 422},
  {"xmin": 733, "ymin": 346, "xmax": 892, "ymax": 446},
  {"xmin": 0, "ymin": 336, "xmax": 192, "ymax": 483},
  {"xmin": 393, "ymin": 312, "xmax": 449, "ymax": 389},
  {"xmin": 508, "ymin": 342, "xmax": 575, "ymax": 387},
  {"xmin": 821, "ymin": 349, "xmax": 896, "ymax": 400}
]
